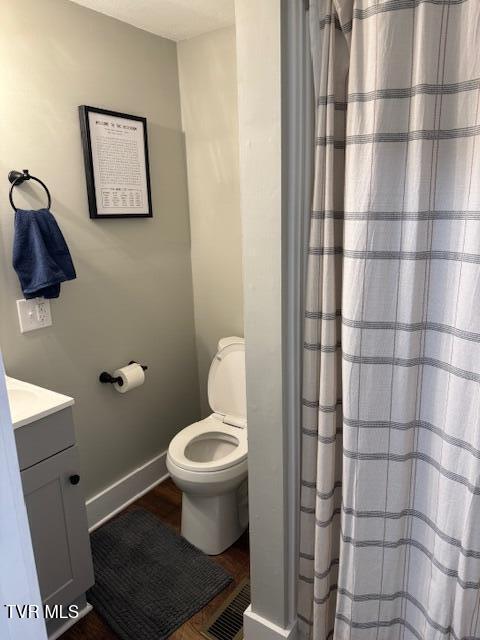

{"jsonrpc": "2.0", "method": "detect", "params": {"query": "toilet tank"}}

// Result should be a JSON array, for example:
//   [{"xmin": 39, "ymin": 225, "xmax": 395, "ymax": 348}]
[{"xmin": 207, "ymin": 337, "xmax": 246, "ymax": 424}]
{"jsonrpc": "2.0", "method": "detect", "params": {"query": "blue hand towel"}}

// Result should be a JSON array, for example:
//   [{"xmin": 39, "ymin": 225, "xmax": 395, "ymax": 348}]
[{"xmin": 12, "ymin": 209, "xmax": 76, "ymax": 299}]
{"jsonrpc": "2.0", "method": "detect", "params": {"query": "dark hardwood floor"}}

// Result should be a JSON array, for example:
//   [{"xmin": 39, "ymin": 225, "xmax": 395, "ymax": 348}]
[{"xmin": 62, "ymin": 478, "xmax": 250, "ymax": 640}]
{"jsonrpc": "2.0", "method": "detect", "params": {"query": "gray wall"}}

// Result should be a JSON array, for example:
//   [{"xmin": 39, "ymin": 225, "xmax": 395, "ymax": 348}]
[
  {"xmin": 177, "ymin": 27, "xmax": 243, "ymax": 415},
  {"xmin": 0, "ymin": 0, "xmax": 200, "ymax": 499},
  {"xmin": 235, "ymin": 0, "xmax": 297, "ymax": 636}
]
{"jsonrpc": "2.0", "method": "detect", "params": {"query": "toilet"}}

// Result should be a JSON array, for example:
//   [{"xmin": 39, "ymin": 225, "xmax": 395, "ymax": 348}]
[{"xmin": 167, "ymin": 336, "xmax": 248, "ymax": 555}]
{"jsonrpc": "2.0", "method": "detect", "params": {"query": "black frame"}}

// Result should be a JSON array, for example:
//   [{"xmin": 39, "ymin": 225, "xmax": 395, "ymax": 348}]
[{"xmin": 79, "ymin": 105, "xmax": 153, "ymax": 219}]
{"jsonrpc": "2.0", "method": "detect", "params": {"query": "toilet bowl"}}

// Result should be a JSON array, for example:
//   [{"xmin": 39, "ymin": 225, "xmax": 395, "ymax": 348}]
[{"xmin": 167, "ymin": 337, "xmax": 247, "ymax": 555}]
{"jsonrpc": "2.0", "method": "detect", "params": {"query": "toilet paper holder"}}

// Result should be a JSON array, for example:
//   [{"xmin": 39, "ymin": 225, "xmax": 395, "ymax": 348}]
[{"xmin": 99, "ymin": 361, "xmax": 148, "ymax": 386}]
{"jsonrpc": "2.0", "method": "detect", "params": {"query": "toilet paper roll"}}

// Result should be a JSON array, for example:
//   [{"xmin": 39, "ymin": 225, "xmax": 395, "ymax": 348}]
[{"xmin": 113, "ymin": 363, "xmax": 145, "ymax": 394}]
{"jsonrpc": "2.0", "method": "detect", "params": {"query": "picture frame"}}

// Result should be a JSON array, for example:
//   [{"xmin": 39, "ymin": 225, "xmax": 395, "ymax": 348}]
[{"xmin": 78, "ymin": 105, "xmax": 153, "ymax": 219}]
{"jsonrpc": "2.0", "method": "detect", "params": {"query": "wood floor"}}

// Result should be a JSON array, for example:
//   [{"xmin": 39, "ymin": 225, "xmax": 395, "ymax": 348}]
[{"xmin": 62, "ymin": 479, "xmax": 250, "ymax": 640}]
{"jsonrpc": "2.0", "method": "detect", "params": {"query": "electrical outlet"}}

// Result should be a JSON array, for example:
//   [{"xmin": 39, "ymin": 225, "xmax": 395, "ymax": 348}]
[{"xmin": 17, "ymin": 298, "xmax": 53, "ymax": 333}]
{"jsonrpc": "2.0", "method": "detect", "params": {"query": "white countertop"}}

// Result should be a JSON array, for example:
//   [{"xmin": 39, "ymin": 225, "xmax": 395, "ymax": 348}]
[{"xmin": 6, "ymin": 376, "xmax": 74, "ymax": 429}]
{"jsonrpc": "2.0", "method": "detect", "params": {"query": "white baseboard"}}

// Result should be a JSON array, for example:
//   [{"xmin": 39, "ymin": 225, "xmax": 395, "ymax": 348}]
[
  {"xmin": 86, "ymin": 450, "xmax": 169, "ymax": 531},
  {"xmin": 244, "ymin": 606, "xmax": 297, "ymax": 640},
  {"xmin": 48, "ymin": 602, "xmax": 92, "ymax": 640}
]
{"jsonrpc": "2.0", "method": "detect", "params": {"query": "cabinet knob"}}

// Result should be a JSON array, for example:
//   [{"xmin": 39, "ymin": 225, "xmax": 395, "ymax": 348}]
[{"xmin": 69, "ymin": 474, "xmax": 80, "ymax": 485}]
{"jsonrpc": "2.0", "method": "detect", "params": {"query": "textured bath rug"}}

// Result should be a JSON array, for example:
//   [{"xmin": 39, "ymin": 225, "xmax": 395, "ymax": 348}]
[{"xmin": 87, "ymin": 508, "xmax": 233, "ymax": 640}]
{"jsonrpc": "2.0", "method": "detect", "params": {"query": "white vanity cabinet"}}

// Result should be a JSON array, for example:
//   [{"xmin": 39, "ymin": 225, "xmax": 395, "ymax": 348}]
[{"xmin": 9, "ymin": 378, "xmax": 94, "ymax": 638}]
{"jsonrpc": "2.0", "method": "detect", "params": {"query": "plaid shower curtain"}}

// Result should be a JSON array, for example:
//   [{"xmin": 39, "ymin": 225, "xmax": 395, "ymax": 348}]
[{"xmin": 298, "ymin": 1, "xmax": 480, "ymax": 639}]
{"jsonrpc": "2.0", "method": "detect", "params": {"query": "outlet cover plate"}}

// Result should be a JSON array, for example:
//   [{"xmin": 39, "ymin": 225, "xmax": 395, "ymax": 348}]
[{"xmin": 17, "ymin": 298, "xmax": 53, "ymax": 333}]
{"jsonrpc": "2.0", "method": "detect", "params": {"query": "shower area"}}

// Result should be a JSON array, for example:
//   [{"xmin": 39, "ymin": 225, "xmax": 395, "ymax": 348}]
[{"xmin": 296, "ymin": 1, "xmax": 480, "ymax": 639}]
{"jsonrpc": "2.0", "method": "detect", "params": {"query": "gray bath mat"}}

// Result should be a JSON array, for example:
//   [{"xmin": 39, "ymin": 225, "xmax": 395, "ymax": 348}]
[{"xmin": 87, "ymin": 508, "xmax": 233, "ymax": 640}]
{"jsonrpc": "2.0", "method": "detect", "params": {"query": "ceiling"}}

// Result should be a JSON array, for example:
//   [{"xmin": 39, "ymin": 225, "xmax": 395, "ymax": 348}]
[{"xmin": 68, "ymin": 0, "xmax": 235, "ymax": 42}]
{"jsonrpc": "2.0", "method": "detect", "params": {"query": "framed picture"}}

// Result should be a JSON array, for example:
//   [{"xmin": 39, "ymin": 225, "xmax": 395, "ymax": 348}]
[{"xmin": 79, "ymin": 105, "xmax": 153, "ymax": 219}]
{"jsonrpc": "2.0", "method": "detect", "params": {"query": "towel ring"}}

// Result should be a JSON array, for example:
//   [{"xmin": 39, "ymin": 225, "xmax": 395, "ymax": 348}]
[{"xmin": 8, "ymin": 169, "xmax": 52, "ymax": 211}]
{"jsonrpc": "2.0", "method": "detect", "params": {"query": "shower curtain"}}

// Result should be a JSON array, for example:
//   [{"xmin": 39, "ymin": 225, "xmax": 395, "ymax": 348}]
[{"xmin": 298, "ymin": 1, "xmax": 480, "ymax": 639}]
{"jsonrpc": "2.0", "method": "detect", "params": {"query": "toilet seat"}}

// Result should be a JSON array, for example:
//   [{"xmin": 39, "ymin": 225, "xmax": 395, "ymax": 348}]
[{"xmin": 168, "ymin": 415, "xmax": 247, "ymax": 473}]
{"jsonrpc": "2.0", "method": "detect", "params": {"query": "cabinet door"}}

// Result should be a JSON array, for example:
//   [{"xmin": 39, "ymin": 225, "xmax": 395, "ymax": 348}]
[{"xmin": 21, "ymin": 446, "xmax": 94, "ymax": 608}]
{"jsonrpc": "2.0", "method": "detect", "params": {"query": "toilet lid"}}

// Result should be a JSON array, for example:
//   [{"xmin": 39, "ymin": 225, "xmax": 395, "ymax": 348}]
[
  {"xmin": 168, "ymin": 415, "xmax": 248, "ymax": 472},
  {"xmin": 208, "ymin": 340, "xmax": 246, "ymax": 422}
]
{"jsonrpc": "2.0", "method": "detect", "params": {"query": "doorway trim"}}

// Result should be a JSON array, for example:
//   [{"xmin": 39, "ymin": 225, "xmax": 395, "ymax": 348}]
[
  {"xmin": 0, "ymin": 353, "xmax": 47, "ymax": 640},
  {"xmin": 281, "ymin": 0, "xmax": 313, "ymax": 629}
]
